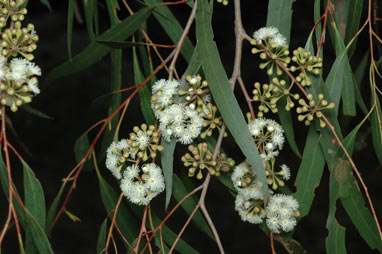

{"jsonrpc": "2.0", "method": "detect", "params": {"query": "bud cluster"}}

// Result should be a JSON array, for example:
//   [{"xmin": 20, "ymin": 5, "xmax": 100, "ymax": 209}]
[
  {"xmin": 0, "ymin": 0, "xmax": 27, "ymax": 28},
  {"xmin": 296, "ymin": 93, "xmax": 334, "ymax": 127},
  {"xmin": 181, "ymin": 142, "xmax": 234, "ymax": 179},
  {"xmin": 0, "ymin": 1, "xmax": 40, "ymax": 113},
  {"xmin": 251, "ymin": 27, "xmax": 290, "ymax": 76},
  {"xmin": 290, "ymin": 47, "xmax": 322, "ymax": 86},
  {"xmin": 128, "ymin": 123, "xmax": 163, "ymax": 161}
]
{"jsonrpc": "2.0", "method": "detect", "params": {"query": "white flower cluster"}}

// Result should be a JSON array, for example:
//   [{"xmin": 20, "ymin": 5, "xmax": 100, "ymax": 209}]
[
  {"xmin": 151, "ymin": 79, "xmax": 203, "ymax": 144},
  {"xmin": 253, "ymin": 26, "xmax": 287, "ymax": 48},
  {"xmin": 266, "ymin": 194, "xmax": 299, "ymax": 233},
  {"xmin": 232, "ymin": 162, "xmax": 266, "ymax": 224},
  {"xmin": 120, "ymin": 163, "xmax": 165, "ymax": 206},
  {"xmin": 248, "ymin": 118, "xmax": 285, "ymax": 161},
  {"xmin": 105, "ymin": 139, "xmax": 130, "ymax": 179},
  {"xmin": 106, "ymin": 140, "xmax": 165, "ymax": 206}
]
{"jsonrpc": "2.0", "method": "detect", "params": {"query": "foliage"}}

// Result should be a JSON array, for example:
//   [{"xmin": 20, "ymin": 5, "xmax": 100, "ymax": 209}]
[{"xmin": 0, "ymin": 0, "xmax": 382, "ymax": 253}]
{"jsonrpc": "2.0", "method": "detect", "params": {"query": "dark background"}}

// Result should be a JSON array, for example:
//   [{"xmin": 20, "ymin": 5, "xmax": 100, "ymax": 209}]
[{"xmin": 1, "ymin": 0, "xmax": 381, "ymax": 253}]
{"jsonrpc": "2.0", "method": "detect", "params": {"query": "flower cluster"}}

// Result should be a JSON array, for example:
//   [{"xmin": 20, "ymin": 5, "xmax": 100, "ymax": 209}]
[
  {"xmin": 0, "ymin": 1, "xmax": 41, "ymax": 112},
  {"xmin": 266, "ymin": 194, "xmax": 299, "ymax": 233},
  {"xmin": 250, "ymin": 27, "xmax": 333, "ymax": 129},
  {"xmin": 105, "ymin": 125, "xmax": 165, "ymax": 206},
  {"xmin": 251, "ymin": 27, "xmax": 290, "ymax": 76},
  {"xmin": 120, "ymin": 163, "xmax": 165, "ymax": 206},
  {"xmin": 232, "ymin": 118, "xmax": 299, "ymax": 233},
  {"xmin": 151, "ymin": 79, "xmax": 203, "ymax": 144}
]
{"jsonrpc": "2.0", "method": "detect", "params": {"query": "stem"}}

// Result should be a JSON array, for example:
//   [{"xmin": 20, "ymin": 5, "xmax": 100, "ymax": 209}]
[{"xmin": 168, "ymin": 0, "xmax": 197, "ymax": 80}]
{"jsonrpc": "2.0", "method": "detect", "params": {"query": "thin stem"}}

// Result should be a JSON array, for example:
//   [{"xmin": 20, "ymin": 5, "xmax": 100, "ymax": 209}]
[
  {"xmin": 169, "ymin": 0, "xmax": 197, "ymax": 80},
  {"xmin": 134, "ymin": 206, "xmax": 148, "ymax": 253},
  {"xmin": 238, "ymin": 76, "xmax": 255, "ymax": 120},
  {"xmin": 104, "ymin": 193, "xmax": 124, "ymax": 254}
]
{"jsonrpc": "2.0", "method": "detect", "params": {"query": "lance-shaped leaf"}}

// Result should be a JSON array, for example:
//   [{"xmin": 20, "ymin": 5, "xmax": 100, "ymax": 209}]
[
  {"xmin": 83, "ymin": 0, "xmax": 96, "ymax": 40},
  {"xmin": 293, "ymin": 127, "xmax": 325, "ymax": 217},
  {"xmin": 161, "ymin": 137, "xmax": 177, "ymax": 209},
  {"xmin": 344, "ymin": 0, "xmax": 363, "ymax": 57},
  {"xmin": 45, "ymin": 6, "xmax": 155, "ymax": 83},
  {"xmin": 196, "ymin": 0, "xmax": 267, "ymax": 197},
  {"xmin": 371, "ymin": 95, "xmax": 382, "ymax": 165},
  {"xmin": 97, "ymin": 218, "xmax": 108, "ymax": 254},
  {"xmin": 67, "ymin": 0, "xmax": 75, "ymax": 59}
]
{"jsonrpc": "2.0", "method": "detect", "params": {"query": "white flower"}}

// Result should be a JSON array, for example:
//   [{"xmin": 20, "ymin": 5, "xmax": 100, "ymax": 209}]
[
  {"xmin": 280, "ymin": 217, "xmax": 296, "ymax": 232},
  {"xmin": 152, "ymin": 79, "xmax": 167, "ymax": 93},
  {"xmin": 270, "ymin": 33, "xmax": 287, "ymax": 48},
  {"xmin": 279, "ymin": 164, "xmax": 290, "ymax": 180},
  {"xmin": 27, "ymin": 61, "xmax": 41, "ymax": 76},
  {"xmin": 179, "ymin": 130, "xmax": 193, "ymax": 144},
  {"xmin": 0, "ymin": 56, "xmax": 8, "ymax": 80},
  {"xmin": 105, "ymin": 154, "xmax": 122, "ymax": 179},
  {"xmin": 235, "ymin": 193, "xmax": 265, "ymax": 224},
  {"xmin": 116, "ymin": 139, "xmax": 129, "ymax": 150},
  {"xmin": 253, "ymin": 27, "xmax": 279, "ymax": 41},
  {"xmin": 124, "ymin": 165, "xmax": 139, "ymax": 180},
  {"xmin": 272, "ymin": 132, "xmax": 285, "ymax": 150},
  {"xmin": 10, "ymin": 58, "xmax": 29, "ymax": 81},
  {"xmin": 266, "ymin": 216, "xmax": 281, "ymax": 233},
  {"xmin": 265, "ymin": 194, "xmax": 299, "ymax": 233},
  {"xmin": 27, "ymin": 78, "xmax": 40, "ymax": 95},
  {"xmin": 136, "ymin": 132, "xmax": 149, "ymax": 149}
]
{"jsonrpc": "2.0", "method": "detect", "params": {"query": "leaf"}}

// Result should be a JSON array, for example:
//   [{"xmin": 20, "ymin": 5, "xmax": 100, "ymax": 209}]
[
  {"xmin": 83, "ymin": 0, "xmax": 96, "ymax": 40},
  {"xmin": 23, "ymin": 161, "xmax": 47, "ymax": 254},
  {"xmin": 172, "ymin": 174, "xmax": 214, "ymax": 239},
  {"xmin": 95, "ymin": 169, "xmax": 139, "ymax": 242},
  {"xmin": 161, "ymin": 137, "xmax": 176, "ymax": 210},
  {"xmin": 23, "ymin": 161, "xmax": 46, "ymax": 227},
  {"xmin": 40, "ymin": 0, "xmax": 52, "ymax": 11},
  {"xmin": 266, "ymin": 0, "xmax": 296, "ymax": 41},
  {"xmin": 67, "ymin": 0, "xmax": 75, "ymax": 60},
  {"xmin": 21, "ymin": 104, "xmax": 54, "ymax": 120},
  {"xmin": 45, "ymin": 6, "xmax": 154, "ymax": 83},
  {"xmin": 325, "ymin": 28, "xmax": 347, "ymax": 116},
  {"xmin": 371, "ymin": 95, "xmax": 382, "ymax": 165},
  {"xmin": 196, "ymin": 0, "xmax": 267, "ymax": 198},
  {"xmin": 45, "ymin": 183, "xmax": 65, "ymax": 236},
  {"xmin": 24, "ymin": 209, "xmax": 54, "ymax": 254},
  {"xmin": 133, "ymin": 47, "xmax": 155, "ymax": 126},
  {"xmin": 326, "ymin": 216, "xmax": 347, "ymax": 254},
  {"xmin": 344, "ymin": 0, "xmax": 363, "ymax": 57},
  {"xmin": 97, "ymin": 218, "xmax": 108, "ymax": 254},
  {"xmin": 74, "ymin": 133, "xmax": 90, "ymax": 163},
  {"xmin": 144, "ymin": 0, "xmax": 194, "ymax": 62},
  {"xmin": 266, "ymin": 1, "xmax": 301, "ymax": 158},
  {"xmin": 293, "ymin": 127, "xmax": 325, "ymax": 217},
  {"xmin": 341, "ymin": 60, "xmax": 356, "ymax": 116}
]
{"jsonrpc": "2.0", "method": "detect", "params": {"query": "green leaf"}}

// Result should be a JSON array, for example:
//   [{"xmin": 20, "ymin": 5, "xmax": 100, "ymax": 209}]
[
  {"xmin": 40, "ymin": 0, "xmax": 52, "ymax": 11},
  {"xmin": 341, "ymin": 60, "xmax": 356, "ymax": 116},
  {"xmin": 83, "ymin": 0, "xmax": 96, "ymax": 40},
  {"xmin": 325, "ymin": 28, "xmax": 347, "ymax": 116},
  {"xmin": 144, "ymin": 0, "xmax": 194, "ymax": 62},
  {"xmin": 161, "ymin": 137, "xmax": 176, "ymax": 210},
  {"xmin": 23, "ymin": 161, "xmax": 47, "ymax": 253},
  {"xmin": 23, "ymin": 161, "xmax": 46, "ymax": 227},
  {"xmin": 97, "ymin": 218, "xmax": 108, "ymax": 254},
  {"xmin": 196, "ymin": 0, "xmax": 267, "ymax": 197},
  {"xmin": 266, "ymin": 0, "xmax": 296, "ymax": 41},
  {"xmin": 95, "ymin": 169, "xmax": 139, "ymax": 242},
  {"xmin": 326, "ymin": 216, "xmax": 347, "ymax": 254},
  {"xmin": 21, "ymin": 104, "xmax": 54, "ymax": 120},
  {"xmin": 46, "ymin": 6, "xmax": 154, "ymax": 83},
  {"xmin": 344, "ymin": 0, "xmax": 363, "ymax": 57},
  {"xmin": 172, "ymin": 174, "xmax": 214, "ymax": 239},
  {"xmin": 24, "ymin": 209, "xmax": 54, "ymax": 254},
  {"xmin": 371, "ymin": 95, "xmax": 382, "ymax": 165},
  {"xmin": 293, "ymin": 127, "xmax": 325, "ymax": 217},
  {"xmin": 74, "ymin": 133, "xmax": 92, "ymax": 171},
  {"xmin": 67, "ymin": 0, "xmax": 75, "ymax": 60},
  {"xmin": 133, "ymin": 47, "xmax": 155, "ymax": 126},
  {"xmin": 45, "ymin": 183, "xmax": 65, "ymax": 236},
  {"xmin": 266, "ymin": 1, "xmax": 301, "ymax": 158}
]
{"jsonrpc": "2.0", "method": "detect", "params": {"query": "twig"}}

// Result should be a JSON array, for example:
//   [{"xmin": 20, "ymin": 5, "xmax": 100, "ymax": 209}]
[
  {"xmin": 168, "ymin": 0, "xmax": 198, "ymax": 80},
  {"xmin": 135, "ymin": 206, "xmax": 148, "ymax": 253},
  {"xmin": 238, "ymin": 76, "xmax": 255, "ymax": 120},
  {"xmin": 104, "ymin": 193, "xmax": 124, "ymax": 253}
]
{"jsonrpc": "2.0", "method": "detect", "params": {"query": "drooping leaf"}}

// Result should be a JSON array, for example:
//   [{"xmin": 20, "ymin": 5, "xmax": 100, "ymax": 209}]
[
  {"xmin": 371, "ymin": 95, "xmax": 382, "ymax": 165},
  {"xmin": 196, "ymin": 0, "xmax": 267, "ymax": 198},
  {"xmin": 83, "ymin": 0, "xmax": 96, "ymax": 40},
  {"xmin": 40, "ymin": 0, "xmax": 52, "ymax": 11},
  {"xmin": 45, "ymin": 183, "xmax": 66, "ymax": 236},
  {"xmin": 74, "ymin": 133, "xmax": 90, "ymax": 163},
  {"xmin": 21, "ymin": 104, "xmax": 54, "ymax": 120},
  {"xmin": 266, "ymin": 0, "xmax": 296, "ymax": 41},
  {"xmin": 46, "ymin": 6, "xmax": 154, "ymax": 83},
  {"xmin": 172, "ymin": 174, "xmax": 214, "ymax": 239},
  {"xmin": 341, "ymin": 60, "xmax": 356, "ymax": 116},
  {"xmin": 293, "ymin": 127, "xmax": 325, "ymax": 217},
  {"xmin": 133, "ymin": 46, "xmax": 155, "ymax": 126},
  {"xmin": 97, "ymin": 218, "xmax": 108, "ymax": 254},
  {"xmin": 344, "ymin": 0, "xmax": 364, "ymax": 57},
  {"xmin": 161, "ymin": 137, "xmax": 176, "ymax": 210},
  {"xmin": 67, "ymin": 0, "xmax": 75, "ymax": 60},
  {"xmin": 95, "ymin": 169, "xmax": 139, "ymax": 243}
]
